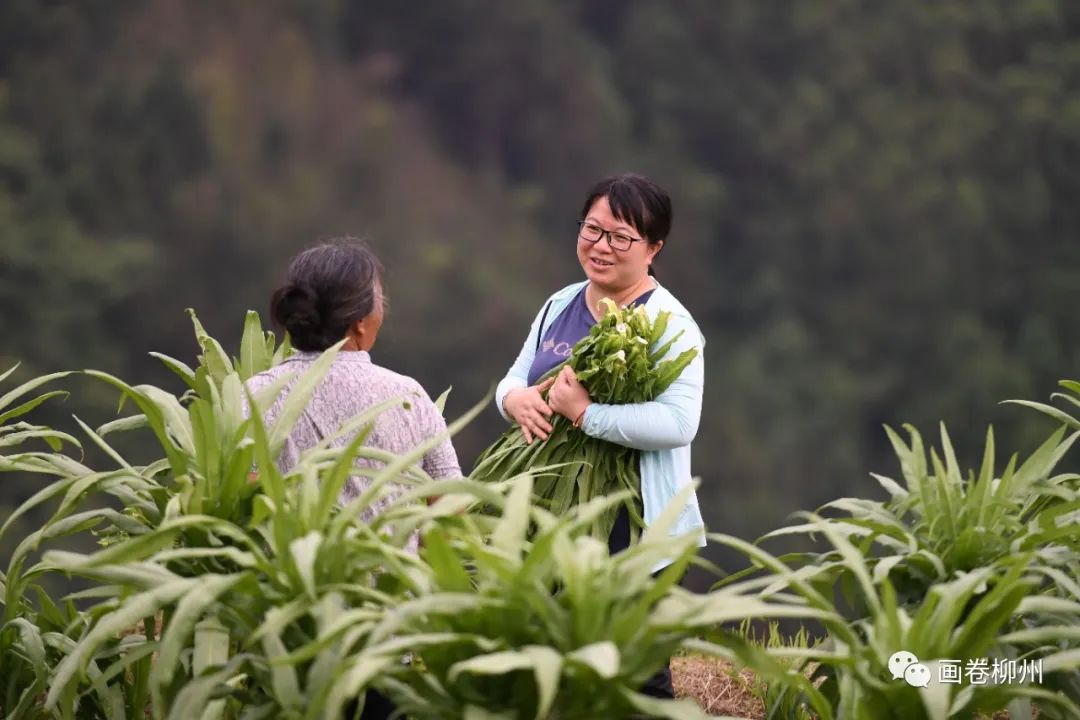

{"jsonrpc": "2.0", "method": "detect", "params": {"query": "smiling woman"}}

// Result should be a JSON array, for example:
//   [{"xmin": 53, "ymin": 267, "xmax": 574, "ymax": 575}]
[{"xmin": 492, "ymin": 172, "xmax": 707, "ymax": 700}]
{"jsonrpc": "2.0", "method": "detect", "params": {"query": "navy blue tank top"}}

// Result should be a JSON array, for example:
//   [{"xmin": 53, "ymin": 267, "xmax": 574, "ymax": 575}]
[{"xmin": 526, "ymin": 287, "xmax": 655, "ymax": 385}]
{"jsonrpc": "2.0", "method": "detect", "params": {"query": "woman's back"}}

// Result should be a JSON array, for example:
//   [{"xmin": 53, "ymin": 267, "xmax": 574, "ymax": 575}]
[{"xmin": 246, "ymin": 349, "xmax": 460, "ymax": 505}]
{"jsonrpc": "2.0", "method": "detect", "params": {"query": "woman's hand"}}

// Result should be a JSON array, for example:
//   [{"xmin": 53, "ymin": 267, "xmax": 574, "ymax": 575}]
[
  {"xmin": 548, "ymin": 365, "xmax": 592, "ymax": 425},
  {"xmin": 503, "ymin": 377, "xmax": 556, "ymax": 444}
]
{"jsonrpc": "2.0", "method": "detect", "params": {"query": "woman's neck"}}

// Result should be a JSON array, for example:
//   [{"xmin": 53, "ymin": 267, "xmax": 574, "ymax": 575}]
[{"xmin": 585, "ymin": 275, "xmax": 655, "ymax": 319}]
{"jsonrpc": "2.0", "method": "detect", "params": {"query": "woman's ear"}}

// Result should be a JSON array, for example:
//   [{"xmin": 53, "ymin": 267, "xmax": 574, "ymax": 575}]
[
  {"xmin": 347, "ymin": 312, "xmax": 381, "ymax": 351},
  {"xmin": 345, "ymin": 318, "xmax": 365, "ymax": 349},
  {"xmin": 647, "ymin": 240, "xmax": 664, "ymax": 262}
]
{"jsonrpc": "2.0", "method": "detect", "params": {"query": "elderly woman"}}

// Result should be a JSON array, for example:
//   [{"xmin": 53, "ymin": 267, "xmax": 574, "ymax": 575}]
[
  {"xmin": 494, "ymin": 173, "xmax": 706, "ymax": 698},
  {"xmin": 246, "ymin": 237, "xmax": 461, "ymax": 720},
  {"xmin": 248, "ymin": 238, "xmax": 461, "ymax": 502}
]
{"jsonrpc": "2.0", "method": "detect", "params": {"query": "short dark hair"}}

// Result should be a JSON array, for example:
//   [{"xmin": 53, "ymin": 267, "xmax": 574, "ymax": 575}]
[
  {"xmin": 580, "ymin": 173, "xmax": 673, "ymax": 246},
  {"xmin": 270, "ymin": 237, "xmax": 383, "ymax": 352}
]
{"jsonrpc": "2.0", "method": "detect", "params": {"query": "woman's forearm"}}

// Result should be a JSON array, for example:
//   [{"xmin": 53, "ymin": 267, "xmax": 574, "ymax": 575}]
[{"xmin": 579, "ymin": 358, "xmax": 704, "ymax": 451}]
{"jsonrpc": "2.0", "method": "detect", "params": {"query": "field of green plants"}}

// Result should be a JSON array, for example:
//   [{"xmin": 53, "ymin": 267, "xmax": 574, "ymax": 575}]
[{"xmin": 2, "ymin": 313, "xmax": 1079, "ymax": 719}]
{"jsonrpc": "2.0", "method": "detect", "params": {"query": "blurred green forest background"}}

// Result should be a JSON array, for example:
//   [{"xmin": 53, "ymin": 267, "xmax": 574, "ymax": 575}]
[{"xmin": 3, "ymin": 0, "xmax": 1079, "ymax": 582}]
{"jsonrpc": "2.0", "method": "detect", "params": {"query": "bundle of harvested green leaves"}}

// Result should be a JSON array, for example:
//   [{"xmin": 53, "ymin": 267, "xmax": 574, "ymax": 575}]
[{"xmin": 473, "ymin": 298, "xmax": 698, "ymax": 541}]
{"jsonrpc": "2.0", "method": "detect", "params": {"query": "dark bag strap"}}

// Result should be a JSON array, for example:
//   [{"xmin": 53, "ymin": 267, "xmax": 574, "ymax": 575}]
[{"xmin": 535, "ymin": 300, "xmax": 553, "ymax": 353}]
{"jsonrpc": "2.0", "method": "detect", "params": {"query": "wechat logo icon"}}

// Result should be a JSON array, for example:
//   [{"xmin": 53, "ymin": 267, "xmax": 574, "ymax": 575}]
[{"xmin": 888, "ymin": 651, "xmax": 931, "ymax": 688}]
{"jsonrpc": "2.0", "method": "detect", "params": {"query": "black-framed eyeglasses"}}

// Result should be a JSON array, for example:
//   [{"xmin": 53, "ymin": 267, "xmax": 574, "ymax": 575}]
[{"xmin": 577, "ymin": 221, "xmax": 643, "ymax": 252}]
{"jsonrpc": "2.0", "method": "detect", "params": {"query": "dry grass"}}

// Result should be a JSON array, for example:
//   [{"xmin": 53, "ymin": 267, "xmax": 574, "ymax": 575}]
[
  {"xmin": 672, "ymin": 655, "xmax": 764, "ymax": 719},
  {"xmin": 671, "ymin": 656, "xmax": 1038, "ymax": 719}
]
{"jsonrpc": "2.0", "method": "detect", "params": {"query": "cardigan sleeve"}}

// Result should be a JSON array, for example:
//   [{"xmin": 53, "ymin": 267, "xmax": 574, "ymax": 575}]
[
  {"xmin": 494, "ymin": 299, "xmax": 552, "ymax": 422},
  {"xmin": 579, "ymin": 311, "xmax": 705, "ymax": 451}
]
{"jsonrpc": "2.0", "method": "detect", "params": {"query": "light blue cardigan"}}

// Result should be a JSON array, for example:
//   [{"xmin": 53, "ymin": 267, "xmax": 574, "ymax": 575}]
[{"xmin": 495, "ymin": 280, "xmax": 707, "ymax": 547}]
